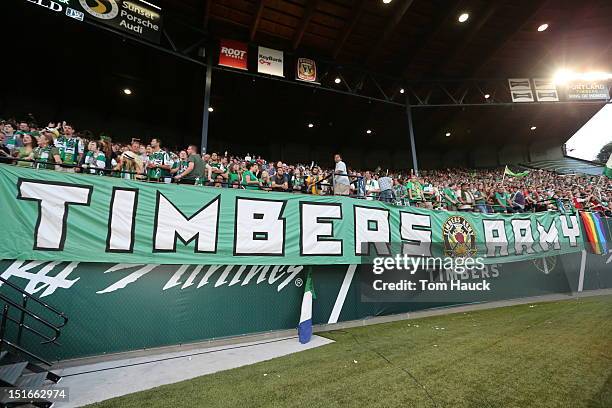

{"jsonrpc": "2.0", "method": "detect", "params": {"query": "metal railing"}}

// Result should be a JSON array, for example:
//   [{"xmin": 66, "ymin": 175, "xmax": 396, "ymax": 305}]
[
  {"xmin": 3, "ymin": 160, "xmax": 609, "ymax": 214},
  {"xmin": 0, "ymin": 276, "xmax": 68, "ymax": 366}
]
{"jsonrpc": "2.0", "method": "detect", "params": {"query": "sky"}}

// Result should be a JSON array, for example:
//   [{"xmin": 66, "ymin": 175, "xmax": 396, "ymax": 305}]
[{"xmin": 565, "ymin": 103, "xmax": 612, "ymax": 161}]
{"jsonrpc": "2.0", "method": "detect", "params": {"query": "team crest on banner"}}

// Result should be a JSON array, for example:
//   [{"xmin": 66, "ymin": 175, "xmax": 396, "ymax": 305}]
[
  {"xmin": 257, "ymin": 46, "xmax": 284, "ymax": 77},
  {"xmin": 443, "ymin": 216, "xmax": 477, "ymax": 258},
  {"xmin": 296, "ymin": 58, "xmax": 318, "ymax": 83}
]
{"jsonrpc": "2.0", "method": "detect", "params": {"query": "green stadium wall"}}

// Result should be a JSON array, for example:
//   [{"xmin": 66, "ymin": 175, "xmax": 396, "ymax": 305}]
[{"xmin": 0, "ymin": 249, "xmax": 610, "ymax": 362}]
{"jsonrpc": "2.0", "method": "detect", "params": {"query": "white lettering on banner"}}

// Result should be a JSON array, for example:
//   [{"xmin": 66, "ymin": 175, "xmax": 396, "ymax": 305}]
[
  {"xmin": 400, "ymin": 212, "xmax": 432, "ymax": 256},
  {"xmin": 511, "ymin": 219, "xmax": 535, "ymax": 255},
  {"xmin": 11, "ymin": 179, "xmax": 587, "ymax": 260},
  {"xmin": 0, "ymin": 261, "xmax": 303, "ymax": 297},
  {"xmin": 96, "ymin": 264, "xmax": 156, "ymax": 294},
  {"xmin": 119, "ymin": 10, "xmax": 159, "ymax": 31},
  {"xmin": 354, "ymin": 206, "xmax": 390, "ymax": 256},
  {"xmin": 229, "ymin": 265, "xmax": 247, "ymax": 286},
  {"xmin": 537, "ymin": 221, "xmax": 561, "ymax": 251},
  {"xmin": 26, "ymin": 0, "xmax": 63, "ymax": 12},
  {"xmin": 221, "ymin": 47, "xmax": 246, "ymax": 59},
  {"xmin": 17, "ymin": 180, "xmax": 93, "ymax": 250},
  {"xmin": 197, "ymin": 264, "xmax": 223, "ymax": 288},
  {"xmin": 107, "ymin": 188, "xmax": 138, "ymax": 252},
  {"xmin": 162, "ymin": 264, "xmax": 189, "ymax": 290},
  {"xmin": 153, "ymin": 193, "xmax": 219, "ymax": 253},
  {"xmin": 234, "ymin": 198, "xmax": 286, "ymax": 256},
  {"xmin": 300, "ymin": 203, "xmax": 342, "ymax": 256},
  {"xmin": 560, "ymin": 216, "xmax": 580, "ymax": 247},
  {"xmin": 483, "ymin": 220, "xmax": 509, "ymax": 257},
  {"xmin": 94, "ymin": 263, "xmax": 302, "ymax": 294},
  {"xmin": 122, "ymin": 1, "xmax": 158, "ymax": 19},
  {"xmin": 0, "ymin": 260, "xmax": 80, "ymax": 297},
  {"xmin": 182, "ymin": 265, "xmax": 204, "ymax": 288}
]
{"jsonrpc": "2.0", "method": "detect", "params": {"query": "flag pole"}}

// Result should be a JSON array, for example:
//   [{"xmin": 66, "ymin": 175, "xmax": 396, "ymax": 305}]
[
  {"xmin": 501, "ymin": 166, "xmax": 507, "ymax": 186},
  {"xmin": 595, "ymin": 174, "xmax": 605, "ymax": 202}
]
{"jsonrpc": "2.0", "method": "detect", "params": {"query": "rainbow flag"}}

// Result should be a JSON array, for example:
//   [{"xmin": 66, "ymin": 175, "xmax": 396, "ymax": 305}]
[{"xmin": 580, "ymin": 211, "xmax": 608, "ymax": 255}]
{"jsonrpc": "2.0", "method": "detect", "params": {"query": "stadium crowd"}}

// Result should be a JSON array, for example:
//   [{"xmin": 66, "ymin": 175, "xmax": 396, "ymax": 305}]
[{"xmin": 1, "ymin": 118, "xmax": 610, "ymax": 216}]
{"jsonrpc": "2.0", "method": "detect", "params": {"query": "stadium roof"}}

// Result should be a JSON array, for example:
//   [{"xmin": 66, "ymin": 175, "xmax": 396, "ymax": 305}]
[
  {"xmin": 4, "ymin": 0, "xmax": 612, "ymax": 168},
  {"xmin": 161, "ymin": 0, "xmax": 612, "ymax": 79}
]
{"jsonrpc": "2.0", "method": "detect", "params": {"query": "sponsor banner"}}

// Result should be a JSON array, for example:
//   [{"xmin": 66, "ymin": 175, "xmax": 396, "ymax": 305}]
[
  {"xmin": 296, "ymin": 57, "xmax": 319, "ymax": 83},
  {"xmin": 533, "ymin": 78, "xmax": 559, "ymax": 102},
  {"xmin": 508, "ymin": 78, "xmax": 534, "ymax": 102},
  {"xmin": 1, "ymin": 253, "xmax": 610, "ymax": 360},
  {"xmin": 25, "ymin": 0, "xmax": 163, "ymax": 43},
  {"xmin": 565, "ymin": 81, "xmax": 610, "ymax": 100},
  {"xmin": 219, "ymin": 39, "xmax": 248, "ymax": 70},
  {"xmin": 0, "ymin": 165, "xmax": 588, "ymax": 266},
  {"xmin": 257, "ymin": 46, "xmax": 284, "ymax": 77}
]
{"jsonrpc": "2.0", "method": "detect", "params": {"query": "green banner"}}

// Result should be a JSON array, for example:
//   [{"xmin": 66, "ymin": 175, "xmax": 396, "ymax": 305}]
[
  {"xmin": 0, "ymin": 165, "xmax": 584, "ymax": 265},
  {"xmin": 1, "ymin": 252, "xmax": 610, "ymax": 361}
]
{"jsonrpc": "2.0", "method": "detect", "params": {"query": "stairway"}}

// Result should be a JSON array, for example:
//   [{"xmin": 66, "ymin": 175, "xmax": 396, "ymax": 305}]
[
  {"xmin": 0, "ymin": 275, "xmax": 68, "ymax": 408},
  {"xmin": 0, "ymin": 350, "xmax": 62, "ymax": 407}
]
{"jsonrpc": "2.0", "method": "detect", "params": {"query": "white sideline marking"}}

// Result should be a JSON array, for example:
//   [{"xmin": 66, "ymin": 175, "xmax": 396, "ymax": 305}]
[
  {"xmin": 52, "ymin": 335, "xmax": 333, "ymax": 407},
  {"xmin": 328, "ymin": 264, "xmax": 356, "ymax": 324}
]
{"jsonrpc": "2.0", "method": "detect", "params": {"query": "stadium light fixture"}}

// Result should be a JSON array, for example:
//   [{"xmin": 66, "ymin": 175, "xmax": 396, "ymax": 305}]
[
  {"xmin": 123, "ymin": 88, "xmax": 132, "ymax": 95},
  {"xmin": 399, "ymin": 88, "xmax": 405, "ymax": 94},
  {"xmin": 537, "ymin": 23, "xmax": 549, "ymax": 32},
  {"xmin": 458, "ymin": 13, "xmax": 469, "ymax": 23},
  {"xmin": 308, "ymin": 123, "xmax": 314, "ymax": 128},
  {"xmin": 382, "ymin": 0, "xmax": 392, "ymax": 3},
  {"xmin": 334, "ymin": 77, "xmax": 342, "ymax": 84},
  {"xmin": 530, "ymin": 126, "xmax": 537, "ymax": 130},
  {"xmin": 445, "ymin": 132, "xmax": 451, "ymax": 137},
  {"xmin": 553, "ymin": 69, "xmax": 612, "ymax": 84},
  {"xmin": 208, "ymin": 107, "xmax": 214, "ymax": 112},
  {"xmin": 366, "ymin": 129, "xmax": 372, "ymax": 134},
  {"xmin": 484, "ymin": 94, "xmax": 490, "ymax": 99}
]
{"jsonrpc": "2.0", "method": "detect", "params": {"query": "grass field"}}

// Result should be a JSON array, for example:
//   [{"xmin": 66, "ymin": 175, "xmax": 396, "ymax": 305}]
[{"xmin": 88, "ymin": 295, "xmax": 612, "ymax": 408}]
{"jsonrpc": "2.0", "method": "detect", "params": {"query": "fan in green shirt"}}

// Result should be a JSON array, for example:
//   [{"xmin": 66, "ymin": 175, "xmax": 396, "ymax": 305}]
[
  {"xmin": 443, "ymin": 184, "xmax": 459, "ymax": 210},
  {"xmin": 494, "ymin": 189, "xmax": 512, "ymax": 212},
  {"xmin": 82, "ymin": 141, "xmax": 107, "ymax": 174},
  {"xmin": 33, "ymin": 133, "xmax": 61, "ymax": 170},
  {"xmin": 227, "ymin": 163, "xmax": 241, "ymax": 187},
  {"xmin": 146, "ymin": 139, "xmax": 171, "ymax": 180},
  {"xmin": 241, "ymin": 162, "xmax": 261, "ymax": 190},
  {"xmin": 406, "ymin": 177, "xmax": 423, "ymax": 204},
  {"xmin": 55, "ymin": 132, "xmax": 83, "ymax": 165},
  {"xmin": 393, "ymin": 179, "xmax": 407, "ymax": 204}
]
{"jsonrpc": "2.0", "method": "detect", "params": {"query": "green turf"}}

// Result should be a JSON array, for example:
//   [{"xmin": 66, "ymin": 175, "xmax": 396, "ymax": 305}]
[{"xmin": 87, "ymin": 295, "xmax": 612, "ymax": 408}]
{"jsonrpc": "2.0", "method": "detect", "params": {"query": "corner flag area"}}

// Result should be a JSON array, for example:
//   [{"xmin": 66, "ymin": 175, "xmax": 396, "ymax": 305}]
[{"xmin": 87, "ymin": 294, "xmax": 612, "ymax": 408}]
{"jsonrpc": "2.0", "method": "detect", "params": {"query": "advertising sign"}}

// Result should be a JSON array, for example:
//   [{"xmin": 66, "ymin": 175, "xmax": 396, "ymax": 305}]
[
  {"xmin": 508, "ymin": 78, "xmax": 534, "ymax": 102},
  {"xmin": 25, "ymin": 0, "xmax": 163, "ymax": 43},
  {"xmin": 257, "ymin": 46, "xmax": 284, "ymax": 77},
  {"xmin": 566, "ymin": 81, "xmax": 610, "ymax": 100},
  {"xmin": 219, "ymin": 39, "xmax": 248, "ymax": 70},
  {"xmin": 533, "ymin": 78, "xmax": 559, "ymax": 102}
]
